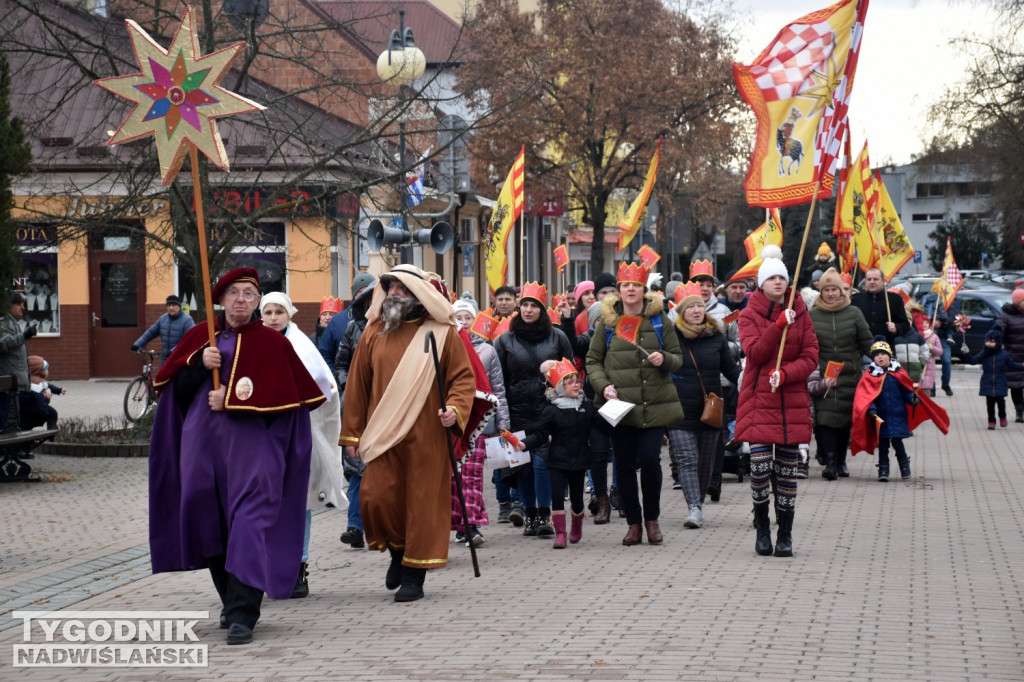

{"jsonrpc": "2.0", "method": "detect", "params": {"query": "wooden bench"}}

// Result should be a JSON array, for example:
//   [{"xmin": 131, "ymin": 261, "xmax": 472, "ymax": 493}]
[{"xmin": 0, "ymin": 375, "xmax": 58, "ymax": 482}]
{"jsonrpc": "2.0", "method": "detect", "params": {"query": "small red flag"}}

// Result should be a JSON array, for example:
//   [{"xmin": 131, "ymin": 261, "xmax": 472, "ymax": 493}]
[
  {"xmin": 553, "ymin": 244, "xmax": 569, "ymax": 273},
  {"xmin": 615, "ymin": 315, "xmax": 643, "ymax": 345},
  {"xmin": 637, "ymin": 245, "xmax": 661, "ymax": 270},
  {"xmin": 469, "ymin": 312, "xmax": 498, "ymax": 341},
  {"xmin": 492, "ymin": 315, "xmax": 512, "ymax": 340},
  {"xmin": 824, "ymin": 361, "xmax": 843, "ymax": 381},
  {"xmin": 721, "ymin": 309, "xmax": 741, "ymax": 325}
]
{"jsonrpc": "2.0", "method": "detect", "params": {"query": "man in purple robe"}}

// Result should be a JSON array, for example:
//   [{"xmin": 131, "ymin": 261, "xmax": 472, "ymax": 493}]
[{"xmin": 149, "ymin": 268, "xmax": 325, "ymax": 645}]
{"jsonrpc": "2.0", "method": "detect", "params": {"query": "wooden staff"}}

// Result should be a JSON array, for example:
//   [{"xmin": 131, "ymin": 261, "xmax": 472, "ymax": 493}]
[
  {"xmin": 189, "ymin": 144, "xmax": 221, "ymax": 390},
  {"xmin": 872, "ymin": 202, "xmax": 891, "ymax": 323},
  {"xmin": 771, "ymin": 178, "xmax": 820, "ymax": 392}
]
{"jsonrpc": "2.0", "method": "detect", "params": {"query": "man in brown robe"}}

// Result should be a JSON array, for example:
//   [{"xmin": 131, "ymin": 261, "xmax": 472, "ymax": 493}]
[{"xmin": 341, "ymin": 264, "xmax": 475, "ymax": 602}]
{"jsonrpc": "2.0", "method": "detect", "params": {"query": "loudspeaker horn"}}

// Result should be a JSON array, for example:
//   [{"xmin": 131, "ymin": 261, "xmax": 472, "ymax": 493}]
[
  {"xmin": 412, "ymin": 221, "xmax": 454, "ymax": 254},
  {"xmin": 366, "ymin": 219, "xmax": 410, "ymax": 251}
]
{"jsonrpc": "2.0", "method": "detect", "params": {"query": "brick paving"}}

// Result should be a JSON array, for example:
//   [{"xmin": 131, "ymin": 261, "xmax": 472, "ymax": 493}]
[{"xmin": 1, "ymin": 366, "xmax": 1022, "ymax": 680}]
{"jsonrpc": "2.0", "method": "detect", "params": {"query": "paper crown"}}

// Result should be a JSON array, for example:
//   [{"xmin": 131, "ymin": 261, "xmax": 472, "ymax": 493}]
[
  {"xmin": 320, "ymin": 296, "xmax": 344, "ymax": 314},
  {"xmin": 545, "ymin": 357, "xmax": 578, "ymax": 388},
  {"xmin": 689, "ymin": 259, "xmax": 715, "ymax": 280},
  {"xmin": 520, "ymin": 281, "xmax": 549, "ymax": 307},
  {"xmin": 839, "ymin": 273, "xmax": 853, "ymax": 286},
  {"xmin": 673, "ymin": 281, "xmax": 702, "ymax": 305},
  {"xmin": 870, "ymin": 338, "xmax": 893, "ymax": 357},
  {"xmin": 616, "ymin": 262, "xmax": 650, "ymax": 286}
]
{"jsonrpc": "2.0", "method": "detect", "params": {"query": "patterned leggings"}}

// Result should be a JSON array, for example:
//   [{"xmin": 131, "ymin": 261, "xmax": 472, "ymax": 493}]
[
  {"xmin": 451, "ymin": 434, "xmax": 489, "ymax": 531},
  {"xmin": 749, "ymin": 443, "xmax": 799, "ymax": 510}
]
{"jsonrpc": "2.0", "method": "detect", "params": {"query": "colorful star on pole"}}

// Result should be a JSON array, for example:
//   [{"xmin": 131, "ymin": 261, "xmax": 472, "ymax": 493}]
[{"xmin": 94, "ymin": 7, "xmax": 264, "ymax": 185}]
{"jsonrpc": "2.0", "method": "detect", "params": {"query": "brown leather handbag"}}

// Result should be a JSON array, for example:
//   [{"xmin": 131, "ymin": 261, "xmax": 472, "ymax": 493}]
[{"xmin": 686, "ymin": 346, "xmax": 724, "ymax": 428}]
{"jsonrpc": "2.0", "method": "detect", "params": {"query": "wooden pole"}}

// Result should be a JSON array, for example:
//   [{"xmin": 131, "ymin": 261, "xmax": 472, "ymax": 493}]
[
  {"xmin": 189, "ymin": 144, "xmax": 221, "ymax": 391},
  {"xmin": 771, "ymin": 178, "xmax": 821, "ymax": 392},
  {"xmin": 873, "ymin": 202, "xmax": 892, "ymax": 323}
]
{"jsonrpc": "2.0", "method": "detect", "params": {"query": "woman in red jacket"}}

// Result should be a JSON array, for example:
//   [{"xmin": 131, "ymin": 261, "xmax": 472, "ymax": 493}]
[{"xmin": 736, "ymin": 246, "xmax": 818, "ymax": 558}]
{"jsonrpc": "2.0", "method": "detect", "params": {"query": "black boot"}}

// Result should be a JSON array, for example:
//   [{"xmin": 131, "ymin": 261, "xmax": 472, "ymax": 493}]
[
  {"xmin": 896, "ymin": 453, "xmax": 911, "ymax": 479},
  {"xmin": 1016, "ymin": 407, "xmax": 1023, "ymax": 424},
  {"xmin": 536, "ymin": 507, "xmax": 555, "ymax": 537},
  {"xmin": 836, "ymin": 449, "xmax": 849, "ymax": 477},
  {"xmin": 753, "ymin": 503, "xmax": 773, "ymax": 556},
  {"xmin": 774, "ymin": 508, "xmax": 794, "ymax": 557},
  {"xmin": 878, "ymin": 458, "xmax": 889, "ymax": 482},
  {"xmin": 386, "ymin": 547, "xmax": 404, "ymax": 590},
  {"xmin": 822, "ymin": 452, "xmax": 837, "ymax": 481},
  {"xmin": 340, "ymin": 526, "xmax": 364, "ymax": 548},
  {"xmin": 522, "ymin": 508, "xmax": 539, "ymax": 536},
  {"xmin": 289, "ymin": 561, "xmax": 309, "ymax": 599},
  {"xmin": 395, "ymin": 567, "xmax": 426, "ymax": 602}
]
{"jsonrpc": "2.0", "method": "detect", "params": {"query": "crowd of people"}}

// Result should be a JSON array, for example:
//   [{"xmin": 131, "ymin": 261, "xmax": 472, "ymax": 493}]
[{"xmin": 134, "ymin": 247, "xmax": 1024, "ymax": 645}]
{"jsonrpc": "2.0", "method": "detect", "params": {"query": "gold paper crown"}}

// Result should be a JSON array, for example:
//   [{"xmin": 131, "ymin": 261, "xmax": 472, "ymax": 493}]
[
  {"xmin": 520, "ymin": 281, "xmax": 549, "ymax": 307},
  {"xmin": 673, "ymin": 281, "xmax": 702, "ymax": 305},
  {"xmin": 545, "ymin": 357, "xmax": 577, "ymax": 388},
  {"xmin": 616, "ymin": 262, "xmax": 649, "ymax": 286},
  {"xmin": 689, "ymin": 259, "xmax": 715, "ymax": 280},
  {"xmin": 870, "ymin": 339, "xmax": 893, "ymax": 357},
  {"xmin": 320, "ymin": 296, "xmax": 344, "ymax": 314}
]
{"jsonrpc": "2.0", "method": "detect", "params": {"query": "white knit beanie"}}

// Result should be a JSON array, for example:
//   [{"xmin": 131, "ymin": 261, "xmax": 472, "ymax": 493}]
[
  {"xmin": 757, "ymin": 245, "xmax": 790, "ymax": 288},
  {"xmin": 260, "ymin": 291, "xmax": 297, "ymax": 318},
  {"xmin": 452, "ymin": 299, "xmax": 478, "ymax": 317}
]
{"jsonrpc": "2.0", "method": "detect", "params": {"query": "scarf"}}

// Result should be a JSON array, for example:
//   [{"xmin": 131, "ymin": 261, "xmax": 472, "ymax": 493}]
[
  {"xmin": 868, "ymin": 359, "xmax": 902, "ymax": 377},
  {"xmin": 814, "ymin": 294, "xmax": 850, "ymax": 313},
  {"xmin": 677, "ymin": 318, "xmax": 717, "ymax": 340}
]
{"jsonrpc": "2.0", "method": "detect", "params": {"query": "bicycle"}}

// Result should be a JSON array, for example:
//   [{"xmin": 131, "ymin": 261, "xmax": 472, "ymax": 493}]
[{"xmin": 123, "ymin": 349, "xmax": 159, "ymax": 422}]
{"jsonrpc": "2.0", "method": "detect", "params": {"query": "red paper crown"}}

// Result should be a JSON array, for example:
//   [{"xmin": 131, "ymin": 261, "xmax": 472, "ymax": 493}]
[
  {"xmin": 320, "ymin": 296, "xmax": 344, "ymax": 314},
  {"xmin": 616, "ymin": 262, "xmax": 649, "ymax": 286},
  {"xmin": 673, "ymin": 281, "xmax": 702, "ymax": 305},
  {"xmin": 545, "ymin": 357, "xmax": 577, "ymax": 387},
  {"xmin": 888, "ymin": 287, "xmax": 910, "ymax": 307},
  {"xmin": 839, "ymin": 273, "xmax": 853, "ymax": 286},
  {"xmin": 520, "ymin": 281, "xmax": 549, "ymax": 307},
  {"xmin": 689, "ymin": 259, "xmax": 715, "ymax": 280}
]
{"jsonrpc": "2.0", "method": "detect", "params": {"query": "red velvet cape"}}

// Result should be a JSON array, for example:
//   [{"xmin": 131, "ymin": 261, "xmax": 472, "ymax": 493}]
[
  {"xmin": 850, "ymin": 367, "xmax": 950, "ymax": 456},
  {"xmin": 154, "ymin": 317, "xmax": 326, "ymax": 414}
]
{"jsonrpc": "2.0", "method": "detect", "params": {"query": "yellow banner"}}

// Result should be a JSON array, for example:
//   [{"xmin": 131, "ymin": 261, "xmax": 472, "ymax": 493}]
[
  {"xmin": 874, "ymin": 172, "xmax": 913, "ymax": 281},
  {"xmin": 732, "ymin": 209, "xmax": 783, "ymax": 281},
  {"xmin": 839, "ymin": 141, "xmax": 877, "ymax": 272},
  {"xmin": 484, "ymin": 146, "xmax": 525, "ymax": 293},
  {"xmin": 617, "ymin": 138, "xmax": 661, "ymax": 251}
]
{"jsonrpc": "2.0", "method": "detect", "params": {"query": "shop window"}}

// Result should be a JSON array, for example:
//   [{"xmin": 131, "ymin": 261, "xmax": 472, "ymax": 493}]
[
  {"xmin": 175, "ymin": 221, "xmax": 288, "ymax": 310},
  {"xmin": 14, "ymin": 223, "xmax": 60, "ymax": 336}
]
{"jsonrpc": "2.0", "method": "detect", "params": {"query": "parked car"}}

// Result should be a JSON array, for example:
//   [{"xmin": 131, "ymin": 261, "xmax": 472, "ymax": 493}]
[
  {"xmin": 948, "ymin": 289, "xmax": 1014, "ymax": 358},
  {"xmin": 988, "ymin": 270, "xmax": 1024, "ymax": 289}
]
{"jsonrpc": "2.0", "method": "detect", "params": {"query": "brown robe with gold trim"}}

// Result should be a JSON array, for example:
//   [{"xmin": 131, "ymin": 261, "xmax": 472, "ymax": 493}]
[{"xmin": 341, "ymin": 317, "xmax": 475, "ymax": 568}]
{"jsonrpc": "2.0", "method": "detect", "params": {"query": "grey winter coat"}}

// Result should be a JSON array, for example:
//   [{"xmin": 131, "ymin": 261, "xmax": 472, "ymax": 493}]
[{"xmin": 0, "ymin": 313, "xmax": 31, "ymax": 390}]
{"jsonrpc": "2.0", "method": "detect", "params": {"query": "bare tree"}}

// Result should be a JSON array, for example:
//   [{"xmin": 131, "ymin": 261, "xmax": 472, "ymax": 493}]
[{"xmin": 455, "ymin": 0, "xmax": 747, "ymax": 275}]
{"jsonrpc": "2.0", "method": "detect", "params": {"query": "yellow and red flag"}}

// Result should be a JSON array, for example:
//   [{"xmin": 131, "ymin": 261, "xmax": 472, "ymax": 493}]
[
  {"xmin": 637, "ymin": 245, "xmax": 661, "ymax": 270},
  {"xmin": 484, "ymin": 146, "xmax": 525, "ymax": 293},
  {"xmin": 937, "ymin": 237, "xmax": 964, "ymax": 311},
  {"xmin": 617, "ymin": 138, "xmax": 661, "ymax": 251},
  {"xmin": 553, "ymin": 244, "xmax": 569, "ymax": 273},
  {"xmin": 839, "ymin": 140, "xmax": 878, "ymax": 272},
  {"xmin": 732, "ymin": 208, "xmax": 784, "ymax": 281},
  {"xmin": 734, "ymin": 0, "xmax": 869, "ymax": 207},
  {"xmin": 615, "ymin": 315, "xmax": 643, "ymax": 345},
  {"xmin": 873, "ymin": 171, "xmax": 913, "ymax": 281},
  {"xmin": 469, "ymin": 311, "xmax": 499, "ymax": 341}
]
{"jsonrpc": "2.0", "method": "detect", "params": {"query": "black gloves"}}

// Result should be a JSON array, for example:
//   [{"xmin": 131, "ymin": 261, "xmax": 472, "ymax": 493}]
[
  {"xmin": 23, "ymin": 325, "xmax": 38, "ymax": 340},
  {"xmin": 130, "ymin": 344, "xmax": 141, "ymax": 352}
]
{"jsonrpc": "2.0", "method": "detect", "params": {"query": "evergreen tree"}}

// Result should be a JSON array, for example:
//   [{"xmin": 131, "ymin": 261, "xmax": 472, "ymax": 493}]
[{"xmin": 0, "ymin": 50, "xmax": 31, "ymax": 308}]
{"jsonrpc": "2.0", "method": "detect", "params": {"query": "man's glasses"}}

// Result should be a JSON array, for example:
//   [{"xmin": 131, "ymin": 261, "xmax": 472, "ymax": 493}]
[{"xmin": 225, "ymin": 289, "xmax": 258, "ymax": 301}]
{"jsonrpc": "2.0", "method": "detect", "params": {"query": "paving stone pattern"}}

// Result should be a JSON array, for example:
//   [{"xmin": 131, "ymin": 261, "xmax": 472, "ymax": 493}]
[{"xmin": 1, "ymin": 368, "xmax": 1022, "ymax": 680}]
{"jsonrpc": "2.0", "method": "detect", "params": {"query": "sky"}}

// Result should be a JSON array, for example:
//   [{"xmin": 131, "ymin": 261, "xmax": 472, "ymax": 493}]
[{"xmin": 731, "ymin": 0, "xmax": 998, "ymax": 167}]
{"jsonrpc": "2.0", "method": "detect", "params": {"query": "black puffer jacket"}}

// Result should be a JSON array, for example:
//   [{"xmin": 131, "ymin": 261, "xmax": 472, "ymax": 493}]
[
  {"xmin": 997, "ymin": 303, "xmax": 1024, "ymax": 389},
  {"xmin": 335, "ymin": 286, "xmax": 374, "ymax": 387},
  {"xmin": 493, "ymin": 320, "xmax": 574, "ymax": 430},
  {"xmin": 521, "ymin": 398, "xmax": 609, "ymax": 471},
  {"xmin": 669, "ymin": 317, "xmax": 742, "ymax": 431}
]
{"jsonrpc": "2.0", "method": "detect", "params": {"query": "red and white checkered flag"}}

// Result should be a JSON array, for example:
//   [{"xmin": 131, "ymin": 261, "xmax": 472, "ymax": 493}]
[{"xmin": 940, "ymin": 236, "xmax": 963, "ymax": 311}]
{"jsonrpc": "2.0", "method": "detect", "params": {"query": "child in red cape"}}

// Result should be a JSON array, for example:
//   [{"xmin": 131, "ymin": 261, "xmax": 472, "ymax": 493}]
[{"xmin": 851, "ymin": 337, "xmax": 950, "ymax": 480}]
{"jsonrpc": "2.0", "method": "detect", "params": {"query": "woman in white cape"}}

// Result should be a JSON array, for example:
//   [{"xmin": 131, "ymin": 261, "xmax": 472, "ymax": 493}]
[{"xmin": 260, "ymin": 292, "xmax": 346, "ymax": 598}]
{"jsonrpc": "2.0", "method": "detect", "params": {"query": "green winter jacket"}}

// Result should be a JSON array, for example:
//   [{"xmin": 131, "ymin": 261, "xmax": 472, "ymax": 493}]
[
  {"xmin": 809, "ymin": 302, "xmax": 872, "ymax": 429},
  {"xmin": 586, "ymin": 292, "xmax": 684, "ymax": 429}
]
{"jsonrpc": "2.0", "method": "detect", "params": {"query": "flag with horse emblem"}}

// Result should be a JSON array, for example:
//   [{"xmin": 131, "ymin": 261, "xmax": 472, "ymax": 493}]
[
  {"xmin": 484, "ymin": 146, "xmax": 525, "ymax": 293},
  {"xmin": 734, "ymin": 0, "xmax": 869, "ymax": 207}
]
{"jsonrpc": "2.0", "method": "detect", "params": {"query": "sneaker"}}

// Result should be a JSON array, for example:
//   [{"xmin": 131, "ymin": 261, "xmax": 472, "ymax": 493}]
[
  {"xmin": 340, "ymin": 526, "xmax": 364, "ymax": 548},
  {"xmin": 878, "ymin": 473, "xmax": 889, "ymax": 482},
  {"xmin": 943, "ymin": 385, "xmax": 953, "ymax": 396},
  {"xmin": 454, "ymin": 529, "xmax": 466, "ymax": 544},
  {"xmin": 1000, "ymin": 418, "xmax": 1008, "ymax": 428},
  {"xmin": 988, "ymin": 422, "xmax": 996, "ymax": 430},
  {"xmin": 469, "ymin": 526, "xmax": 485, "ymax": 547},
  {"xmin": 497, "ymin": 502, "xmax": 512, "ymax": 524},
  {"xmin": 683, "ymin": 505, "xmax": 704, "ymax": 529},
  {"xmin": 509, "ymin": 503, "xmax": 525, "ymax": 527},
  {"xmin": 672, "ymin": 479, "xmax": 682, "ymax": 491}
]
